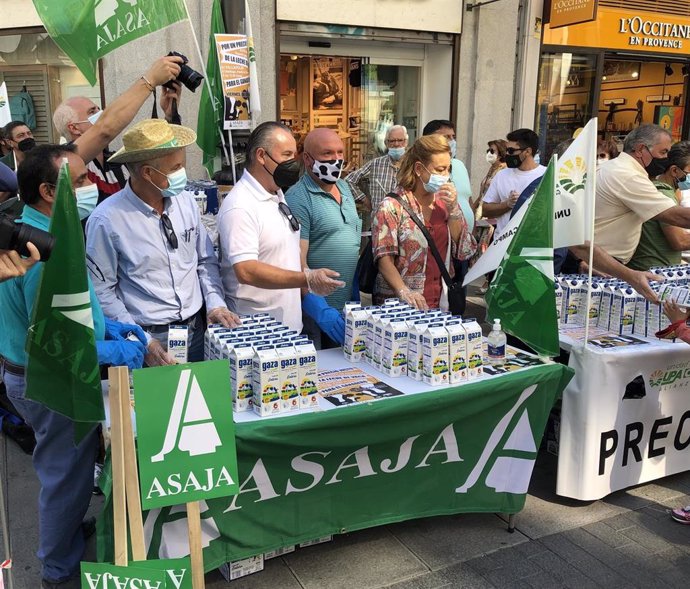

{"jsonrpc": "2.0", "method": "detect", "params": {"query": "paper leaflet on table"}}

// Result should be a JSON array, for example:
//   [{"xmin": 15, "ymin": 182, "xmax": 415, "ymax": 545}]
[
  {"xmin": 318, "ymin": 368, "xmax": 404, "ymax": 407},
  {"xmin": 464, "ymin": 118, "xmax": 597, "ymax": 285}
]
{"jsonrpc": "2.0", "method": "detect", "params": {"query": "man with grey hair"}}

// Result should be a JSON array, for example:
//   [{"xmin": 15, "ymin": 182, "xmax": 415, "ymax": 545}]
[
  {"xmin": 53, "ymin": 80, "xmax": 181, "ymax": 204},
  {"xmin": 217, "ymin": 121, "xmax": 343, "ymax": 334},
  {"xmin": 346, "ymin": 124, "xmax": 408, "ymax": 213},
  {"xmin": 86, "ymin": 119, "xmax": 239, "ymax": 365},
  {"xmin": 594, "ymin": 123, "xmax": 690, "ymax": 266}
]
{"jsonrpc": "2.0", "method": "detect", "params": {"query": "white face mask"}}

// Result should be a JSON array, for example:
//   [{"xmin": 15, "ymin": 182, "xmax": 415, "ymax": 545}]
[
  {"xmin": 486, "ymin": 151, "xmax": 498, "ymax": 165},
  {"xmin": 87, "ymin": 110, "xmax": 103, "ymax": 125},
  {"xmin": 75, "ymin": 184, "xmax": 99, "ymax": 219}
]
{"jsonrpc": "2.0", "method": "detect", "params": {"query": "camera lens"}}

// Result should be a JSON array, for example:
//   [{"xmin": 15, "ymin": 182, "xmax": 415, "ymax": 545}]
[
  {"xmin": 178, "ymin": 65, "xmax": 204, "ymax": 92},
  {"xmin": 0, "ymin": 215, "xmax": 55, "ymax": 261}
]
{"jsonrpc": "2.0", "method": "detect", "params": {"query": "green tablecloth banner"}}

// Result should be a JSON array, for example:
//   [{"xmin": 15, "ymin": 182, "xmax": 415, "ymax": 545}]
[{"xmin": 98, "ymin": 364, "xmax": 573, "ymax": 571}]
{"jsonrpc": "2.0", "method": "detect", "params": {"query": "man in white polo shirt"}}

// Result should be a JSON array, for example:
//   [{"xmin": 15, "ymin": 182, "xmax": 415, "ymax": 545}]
[{"xmin": 217, "ymin": 122, "xmax": 343, "ymax": 333}]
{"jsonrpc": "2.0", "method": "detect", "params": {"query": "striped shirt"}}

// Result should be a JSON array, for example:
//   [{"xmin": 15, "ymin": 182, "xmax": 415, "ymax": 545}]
[
  {"xmin": 345, "ymin": 154, "xmax": 399, "ymax": 212},
  {"xmin": 87, "ymin": 151, "xmax": 129, "ymax": 203},
  {"xmin": 286, "ymin": 174, "xmax": 361, "ymax": 311}
]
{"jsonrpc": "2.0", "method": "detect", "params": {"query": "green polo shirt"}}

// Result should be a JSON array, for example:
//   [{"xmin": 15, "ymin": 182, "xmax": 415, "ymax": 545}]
[
  {"xmin": 286, "ymin": 174, "xmax": 361, "ymax": 311},
  {"xmin": 0, "ymin": 205, "xmax": 105, "ymax": 365},
  {"xmin": 627, "ymin": 181, "xmax": 681, "ymax": 271}
]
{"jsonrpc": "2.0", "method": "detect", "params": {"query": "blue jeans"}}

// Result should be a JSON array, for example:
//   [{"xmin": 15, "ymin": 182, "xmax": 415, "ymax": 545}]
[{"xmin": 1, "ymin": 369, "xmax": 98, "ymax": 583}]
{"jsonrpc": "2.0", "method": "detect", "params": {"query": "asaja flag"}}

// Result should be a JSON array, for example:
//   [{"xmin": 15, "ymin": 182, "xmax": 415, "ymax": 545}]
[
  {"xmin": 31, "ymin": 0, "xmax": 187, "ymax": 85},
  {"xmin": 486, "ymin": 157, "xmax": 559, "ymax": 358},
  {"xmin": 25, "ymin": 160, "xmax": 104, "ymax": 428},
  {"xmin": 0, "ymin": 82, "xmax": 11, "ymax": 127},
  {"xmin": 197, "ymin": 0, "xmax": 225, "ymax": 177},
  {"xmin": 244, "ymin": 0, "xmax": 261, "ymax": 127},
  {"xmin": 553, "ymin": 117, "xmax": 597, "ymax": 248}
]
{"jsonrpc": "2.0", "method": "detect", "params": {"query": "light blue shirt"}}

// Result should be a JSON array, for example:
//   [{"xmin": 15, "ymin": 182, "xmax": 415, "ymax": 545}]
[
  {"xmin": 0, "ymin": 206, "xmax": 105, "ymax": 366},
  {"xmin": 451, "ymin": 157, "xmax": 474, "ymax": 232},
  {"xmin": 85, "ymin": 182, "xmax": 226, "ymax": 327}
]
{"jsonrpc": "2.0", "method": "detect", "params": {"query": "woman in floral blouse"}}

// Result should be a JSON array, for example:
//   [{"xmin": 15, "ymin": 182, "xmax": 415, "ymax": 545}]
[{"xmin": 372, "ymin": 134, "xmax": 476, "ymax": 309}]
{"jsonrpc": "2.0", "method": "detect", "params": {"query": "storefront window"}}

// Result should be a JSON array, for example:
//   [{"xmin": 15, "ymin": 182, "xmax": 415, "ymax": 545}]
[
  {"xmin": 279, "ymin": 54, "xmax": 420, "ymax": 168},
  {"xmin": 0, "ymin": 32, "xmax": 101, "ymax": 144},
  {"xmin": 535, "ymin": 53, "xmax": 597, "ymax": 160}
]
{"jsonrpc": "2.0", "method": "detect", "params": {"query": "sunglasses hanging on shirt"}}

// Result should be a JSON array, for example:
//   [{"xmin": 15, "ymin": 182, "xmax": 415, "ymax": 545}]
[
  {"xmin": 160, "ymin": 213, "xmax": 179, "ymax": 249},
  {"xmin": 278, "ymin": 202, "xmax": 300, "ymax": 232}
]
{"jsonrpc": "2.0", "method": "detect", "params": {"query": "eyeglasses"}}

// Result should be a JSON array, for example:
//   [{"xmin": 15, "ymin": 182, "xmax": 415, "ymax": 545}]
[
  {"xmin": 278, "ymin": 202, "xmax": 300, "ymax": 232},
  {"xmin": 505, "ymin": 147, "xmax": 525, "ymax": 155},
  {"xmin": 160, "ymin": 213, "xmax": 178, "ymax": 249}
]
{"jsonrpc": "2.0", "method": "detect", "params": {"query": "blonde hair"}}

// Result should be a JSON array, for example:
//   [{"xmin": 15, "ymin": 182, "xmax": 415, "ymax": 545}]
[{"xmin": 397, "ymin": 134, "xmax": 451, "ymax": 191}]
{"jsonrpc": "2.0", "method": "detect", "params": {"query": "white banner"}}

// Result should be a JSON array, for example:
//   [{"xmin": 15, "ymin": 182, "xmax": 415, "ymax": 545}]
[
  {"xmin": 463, "ymin": 200, "xmax": 529, "ymax": 286},
  {"xmin": 0, "ymin": 83, "xmax": 11, "ymax": 127},
  {"xmin": 553, "ymin": 118, "xmax": 597, "ymax": 248},
  {"xmin": 244, "ymin": 0, "xmax": 261, "ymax": 127},
  {"xmin": 558, "ymin": 335, "xmax": 690, "ymax": 500},
  {"xmin": 465, "ymin": 119, "xmax": 598, "ymax": 284}
]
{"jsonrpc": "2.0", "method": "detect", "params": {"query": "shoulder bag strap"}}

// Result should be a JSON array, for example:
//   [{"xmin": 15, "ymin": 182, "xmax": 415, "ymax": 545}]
[{"xmin": 389, "ymin": 194, "xmax": 454, "ymax": 287}]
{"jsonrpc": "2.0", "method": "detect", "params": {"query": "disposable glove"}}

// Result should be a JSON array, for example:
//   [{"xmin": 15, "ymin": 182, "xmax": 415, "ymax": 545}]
[
  {"xmin": 103, "ymin": 317, "xmax": 147, "ymax": 345},
  {"xmin": 97, "ymin": 339, "xmax": 146, "ymax": 370},
  {"xmin": 304, "ymin": 267, "xmax": 345, "ymax": 296},
  {"xmin": 302, "ymin": 293, "xmax": 345, "ymax": 345}
]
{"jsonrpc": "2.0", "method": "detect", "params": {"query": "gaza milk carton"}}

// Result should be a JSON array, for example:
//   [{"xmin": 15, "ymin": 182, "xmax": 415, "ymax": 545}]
[
  {"xmin": 634, "ymin": 293, "xmax": 652, "ymax": 338},
  {"xmin": 205, "ymin": 324, "xmax": 224, "ymax": 360},
  {"xmin": 555, "ymin": 282, "xmax": 565, "ymax": 325},
  {"xmin": 463, "ymin": 318, "xmax": 484, "ymax": 379},
  {"xmin": 252, "ymin": 312, "xmax": 272, "ymax": 322},
  {"xmin": 220, "ymin": 337, "xmax": 245, "ymax": 361},
  {"xmin": 294, "ymin": 339, "xmax": 319, "ymax": 409},
  {"xmin": 277, "ymin": 342, "xmax": 300, "ymax": 412},
  {"xmin": 365, "ymin": 308, "xmax": 385, "ymax": 365},
  {"xmin": 167, "ymin": 325, "xmax": 189, "ymax": 363},
  {"xmin": 407, "ymin": 319, "xmax": 431, "ymax": 381},
  {"xmin": 446, "ymin": 320, "xmax": 468, "ymax": 384},
  {"xmin": 422, "ymin": 324, "xmax": 449, "ymax": 386},
  {"xmin": 253, "ymin": 345, "xmax": 282, "ymax": 417},
  {"xmin": 344, "ymin": 308, "xmax": 368, "ymax": 362},
  {"xmin": 597, "ymin": 280, "xmax": 618, "ymax": 330},
  {"xmin": 610, "ymin": 285, "xmax": 637, "ymax": 334},
  {"xmin": 229, "ymin": 343, "xmax": 255, "ymax": 412},
  {"xmin": 564, "ymin": 278, "xmax": 587, "ymax": 325},
  {"xmin": 344, "ymin": 301, "xmax": 362, "ymax": 315},
  {"xmin": 586, "ymin": 281, "xmax": 603, "ymax": 327},
  {"xmin": 381, "ymin": 318, "xmax": 409, "ymax": 377},
  {"xmin": 372, "ymin": 314, "xmax": 394, "ymax": 370}
]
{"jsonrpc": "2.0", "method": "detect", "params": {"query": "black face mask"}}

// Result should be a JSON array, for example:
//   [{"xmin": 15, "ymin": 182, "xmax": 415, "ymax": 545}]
[
  {"xmin": 17, "ymin": 137, "xmax": 36, "ymax": 153},
  {"xmin": 645, "ymin": 156, "xmax": 669, "ymax": 178},
  {"xmin": 265, "ymin": 154, "xmax": 300, "ymax": 190},
  {"xmin": 505, "ymin": 153, "xmax": 522, "ymax": 169}
]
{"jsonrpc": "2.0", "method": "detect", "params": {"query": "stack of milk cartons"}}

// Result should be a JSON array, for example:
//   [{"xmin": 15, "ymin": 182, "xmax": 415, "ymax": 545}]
[{"xmin": 207, "ymin": 314, "xmax": 318, "ymax": 416}]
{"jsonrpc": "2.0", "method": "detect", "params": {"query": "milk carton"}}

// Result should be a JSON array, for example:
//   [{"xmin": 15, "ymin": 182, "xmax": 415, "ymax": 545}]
[
  {"xmin": 555, "ymin": 282, "xmax": 564, "ymax": 325},
  {"xmin": 294, "ymin": 339, "xmax": 319, "ymax": 409},
  {"xmin": 252, "ymin": 313, "xmax": 272, "ymax": 322},
  {"xmin": 609, "ymin": 285, "xmax": 636, "ymax": 334},
  {"xmin": 220, "ymin": 337, "xmax": 245, "ymax": 360},
  {"xmin": 229, "ymin": 343, "xmax": 254, "ymax": 412},
  {"xmin": 365, "ymin": 309, "xmax": 386, "ymax": 365},
  {"xmin": 633, "ymin": 294, "xmax": 651, "ymax": 338},
  {"xmin": 344, "ymin": 308, "xmax": 368, "ymax": 362},
  {"xmin": 167, "ymin": 325, "xmax": 189, "ymax": 363},
  {"xmin": 422, "ymin": 325, "xmax": 449, "ymax": 386},
  {"xmin": 407, "ymin": 319, "xmax": 431, "ymax": 381},
  {"xmin": 564, "ymin": 278, "xmax": 586, "ymax": 325},
  {"xmin": 205, "ymin": 324, "xmax": 224, "ymax": 360},
  {"xmin": 344, "ymin": 301, "xmax": 362, "ymax": 315},
  {"xmin": 372, "ymin": 314, "xmax": 393, "ymax": 370},
  {"xmin": 463, "ymin": 318, "xmax": 483, "ymax": 379},
  {"xmin": 383, "ymin": 298, "xmax": 401, "ymax": 307},
  {"xmin": 381, "ymin": 319, "xmax": 409, "ymax": 377},
  {"xmin": 586, "ymin": 281, "xmax": 603, "ymax": 327},
  {"xmin": 597, "ymin": 281, "xmax": 618, "ymax": 330},
  {"xmin": 446, "ymin": 320, "xmax": 467, "ymax": 384},
  {"xmin": 277, "ymin": 343, "xmax": 300, "ymax": 412},
  {"xmin": 253, "ymin": 345, "xmax": 282, "ymax": 417}
]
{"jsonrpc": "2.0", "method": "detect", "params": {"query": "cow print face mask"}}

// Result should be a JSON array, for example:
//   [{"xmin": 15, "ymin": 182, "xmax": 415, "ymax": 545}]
[{"xmin": 309, "ymin": 154, "xmax": 344, "ymax": 184}]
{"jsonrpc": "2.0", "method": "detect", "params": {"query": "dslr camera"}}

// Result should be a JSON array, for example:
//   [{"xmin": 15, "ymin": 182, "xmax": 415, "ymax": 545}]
[
  {"xmin": 0, "ymin": 214, "xmax": 55, "ymax": 261},
  {"xmin": 164, "ymin": 51, "xmax": 204, "ymax": 92}
]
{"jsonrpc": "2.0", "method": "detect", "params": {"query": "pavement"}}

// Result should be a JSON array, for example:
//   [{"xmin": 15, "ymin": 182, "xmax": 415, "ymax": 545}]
[{"xmin": 2, "ymin": 286, "xmax": 689, "ymax": 588}]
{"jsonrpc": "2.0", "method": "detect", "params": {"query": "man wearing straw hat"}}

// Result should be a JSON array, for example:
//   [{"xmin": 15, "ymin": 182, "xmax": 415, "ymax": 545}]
[{"xmin": 86, "ymin": 119, "xmax": 239, "ymax": 365}]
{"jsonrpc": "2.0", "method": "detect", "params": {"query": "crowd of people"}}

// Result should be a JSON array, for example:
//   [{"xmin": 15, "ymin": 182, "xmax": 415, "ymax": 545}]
[{"xmin": 2, "ymin": 51, "xmax": 690, "ymax": 587}]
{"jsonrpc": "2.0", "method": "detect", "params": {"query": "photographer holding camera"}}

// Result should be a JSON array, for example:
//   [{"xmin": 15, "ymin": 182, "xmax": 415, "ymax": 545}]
[{"xmin": 0, "ymin": 244, "xmax": 40, "ymax": 282}]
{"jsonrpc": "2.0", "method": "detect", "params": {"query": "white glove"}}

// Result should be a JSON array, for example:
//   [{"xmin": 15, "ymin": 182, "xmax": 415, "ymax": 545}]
[{"xmin": 304, "ymin": 267, "xmax": 345, "ymax": 296}]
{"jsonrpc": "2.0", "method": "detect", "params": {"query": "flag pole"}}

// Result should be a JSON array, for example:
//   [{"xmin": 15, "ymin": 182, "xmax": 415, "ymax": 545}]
[
  {"xmin": 181, "ymin": 0, "xmax": 236, "ymax": 184},
  {"xmin": 583, "ymin": 118, "xmax": 597, "ymax": 346},
  {"xmin": 0, "ymin": 433, "xmax": 14, "ymax": 589}
]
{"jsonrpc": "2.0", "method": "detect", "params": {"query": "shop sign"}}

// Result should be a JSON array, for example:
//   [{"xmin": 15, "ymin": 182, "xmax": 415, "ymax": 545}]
[
  {"xmin": 550, "ymin": 0, "xmax": 598, "ymax": 29},
  {"xmin": 544, "ymin": 7, "xmax": 690, "ymax": 56},
  {"xmin": 133, "ymin": 361, "xmax": 239, "ymax": 510}
]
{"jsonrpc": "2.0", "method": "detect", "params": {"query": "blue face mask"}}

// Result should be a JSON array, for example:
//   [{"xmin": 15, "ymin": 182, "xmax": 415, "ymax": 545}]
[
  {"xmin": 421, "ymin": 165, "xmax": 449, "ymax": 194},
  {"xmin": 150, "ymin": 167, "xmax": 188, "ymax": 198},
  {"xmin": 388, "ymin": 147, "xmax": 405, "ymax": 161},
  {"xmin": 679, "ymin": 176, "xmax": 690, "ymax": 191},
  {"xmin": 75, "ymin": 184, "xmax": 99, "ymax": 219},
  {"xmin": 448, "ymin": 139, "xmax": 457, "ymax": 159}
]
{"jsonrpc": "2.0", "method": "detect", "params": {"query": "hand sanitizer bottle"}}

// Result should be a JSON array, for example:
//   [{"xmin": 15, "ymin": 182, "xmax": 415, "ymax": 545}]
[{"xmin": 487, "ymin": 318, "xmax": 506, "ymax": 365}]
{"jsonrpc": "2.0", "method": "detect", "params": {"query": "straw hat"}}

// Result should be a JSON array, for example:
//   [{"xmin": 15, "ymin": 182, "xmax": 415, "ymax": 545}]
[{"xmin": 108, "ymin": 119, "xmax": 197, "ymax": 164}]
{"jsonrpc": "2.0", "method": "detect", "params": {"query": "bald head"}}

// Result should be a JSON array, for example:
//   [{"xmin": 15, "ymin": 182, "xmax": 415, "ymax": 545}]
[
  {"xmin": 304, "ymin": 128, "xmax": 343, "ymax": 156},
  {"xmin": 53, "ymin": 96, "xmax": 100, "ymax": 140},
  {"xmin": 303, "ymin": 128, "xmax": 345, "ymax": 186}
]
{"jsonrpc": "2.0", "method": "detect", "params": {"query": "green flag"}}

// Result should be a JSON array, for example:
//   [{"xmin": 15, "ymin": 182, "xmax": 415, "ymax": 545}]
[
  {"xmin": 486, "ymin": 157, "xmax": 559, "ymax": 357},
  {"xmin": 32, "ymin": 0, "xmax": 187, "ymax": 85},
  {"xmin": 25, "ymin": 161, "xmax": 104, "ymax": 430},
  {"xmin": 197, "ymin": 0, "xmax": 226, "ymax": 177}
]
